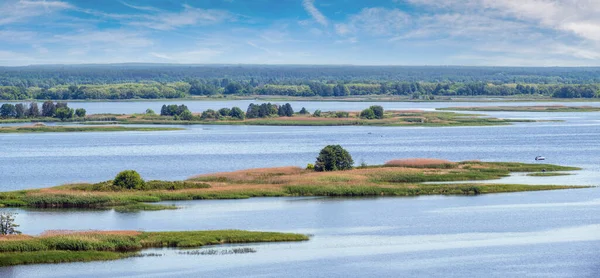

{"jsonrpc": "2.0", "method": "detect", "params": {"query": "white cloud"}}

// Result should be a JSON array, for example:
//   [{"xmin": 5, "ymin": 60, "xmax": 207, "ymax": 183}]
[
  {"xmin": 302, "ymin": 0, "xmax": 328, "ymax": 27},
  {"xmin": 336, "ymin": 7, "xmax": 409, "ymax": 36}
]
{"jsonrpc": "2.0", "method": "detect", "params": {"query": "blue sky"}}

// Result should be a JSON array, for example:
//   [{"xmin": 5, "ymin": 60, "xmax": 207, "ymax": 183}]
[{"xmin": 0, "ymin": 0, "xmax": 599, "ymax": 66}]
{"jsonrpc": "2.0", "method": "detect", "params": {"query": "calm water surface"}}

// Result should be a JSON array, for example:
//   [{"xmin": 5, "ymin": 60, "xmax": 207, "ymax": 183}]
[{"xmin": 0, "ymin": 101, "xmax": 599, "ymax": 277}]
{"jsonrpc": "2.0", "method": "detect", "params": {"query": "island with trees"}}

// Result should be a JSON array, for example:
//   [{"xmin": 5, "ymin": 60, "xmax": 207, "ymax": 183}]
[
  {"xmin": 0, "ymin": 146, "xmax": 585, "ymax": 212},
  {"xmin": 0, "ymin": 102, "xmax": 537, "ymax": 128}
]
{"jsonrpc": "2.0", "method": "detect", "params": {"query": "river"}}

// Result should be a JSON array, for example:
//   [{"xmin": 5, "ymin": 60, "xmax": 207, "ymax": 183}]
[{"xmin": 0, "ymin": 101, "xmax": 599, "ymax": 277}]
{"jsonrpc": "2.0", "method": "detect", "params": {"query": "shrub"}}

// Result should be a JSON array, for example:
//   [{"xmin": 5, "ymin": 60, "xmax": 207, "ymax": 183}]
[
  {"xmin": 369, "ymin": 105, "xmax": 384, "ymax": 119},
  {"xmin": 75, "ymin": 108, "xmax": 86, "ymax": 118},
  {"xmin": 229, "ymin": 107, "xmax": 245, "ymax": 120},
  {"xmin": 313, "ymin": 110, "xmax": 321, "ymax": 117},
  {"xmin": 179, "ymin": 110, "xmax": 193, "ymax": 121},
  {"xmin": 145, "ymin": 109, "xmax": 155, "ymax": 115},
  {"xmin": 113, "ymin": 170, "xmax": 145, "ymax": 190},
  {"xmin": 55, "ymin": 107, "xmax": 74, "ymax": 121},
  {"xmin": 360, "ymin": 108, "xmax": 375, "ymax": 119},
  {"xmin": 201, "ymin": 109, "xmax": 219, "ymax": 120},
  {"xmin": 218, "ymin": 108, "xmax": 231, "ymax": 117},
  {"xmin": 299, "ymin": 107, "xmax": 309, "ymax": 115},
  {"xmin": 314, "ymin": 145, "xmax": 354, "ymax": 172},
  {"xmin": 334, "ymin": 111, "xmax": 349, "ymax": 118},
  {"xmin": 306, "ymin": 163, "xmax": 315, "ymax": 170}
]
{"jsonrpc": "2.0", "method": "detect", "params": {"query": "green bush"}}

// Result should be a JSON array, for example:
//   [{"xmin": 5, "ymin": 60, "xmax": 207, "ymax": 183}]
[
  {"xmin": 314, "ymin": 145, "xmax": 354, "ymax": 172},
  {"xmin": 360, "ymin": 108, "xmax": 375, "ymax": 119},
  {"xmin": 113, "ymin": 170, "xmax": 145, "ymax": 190}
]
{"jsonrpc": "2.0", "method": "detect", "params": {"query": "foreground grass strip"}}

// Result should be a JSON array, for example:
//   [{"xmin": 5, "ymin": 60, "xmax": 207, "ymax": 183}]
[
  {"xmin": 0, "ymin": 230, "xmax": 309, "ymax": 266},
  {"xmin": 0, "ymin": 161, "xmax": 586, "ymax": 212},
  {"xmin": 0, "ymin": 125, "xmax": 184, "ymax": 133},
  {"xmin": 437, "ymin": 105, "xmax": 600, "ymax": 112}
]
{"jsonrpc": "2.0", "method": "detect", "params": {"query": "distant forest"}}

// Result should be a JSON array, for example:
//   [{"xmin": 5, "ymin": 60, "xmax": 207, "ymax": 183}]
[{"xmin": 1, "ymin": 64, "xmax": 600, "ymax": 100}]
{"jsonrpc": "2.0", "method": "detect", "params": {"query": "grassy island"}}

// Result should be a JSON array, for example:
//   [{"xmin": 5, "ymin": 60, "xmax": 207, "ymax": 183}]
[
  {"xmin": 88, "ymin": 110, "xmax": 532, "ymax": 127},
  {"xmin": 1, "ymin": 101, "xmax": 539, "ymax": 127},
  {"xmin": 437, "ymin": 105, "xmax": 600, "ymax": 112},
  {"xmin": 0, "ymin": 230, "xmax": 308, "ymax": 266},
  {"xmin": 0, "ymin": 125, "xmax": 184, "ymax": 133},
  {"xmin": 0, "ymin": 159, "xmax": 585, "ymax": 212}
]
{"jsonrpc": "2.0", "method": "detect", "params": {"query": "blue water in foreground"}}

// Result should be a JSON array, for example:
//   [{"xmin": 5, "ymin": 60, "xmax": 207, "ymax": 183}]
[{"xmin": 1, "ymin": 101, "xmax": 600, "ymax": 277}]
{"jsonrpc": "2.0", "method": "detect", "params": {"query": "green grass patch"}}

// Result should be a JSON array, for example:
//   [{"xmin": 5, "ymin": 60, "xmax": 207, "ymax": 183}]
[{"xmin": 0, "ymin": 230, "xmax": 309, "ymax": 266}]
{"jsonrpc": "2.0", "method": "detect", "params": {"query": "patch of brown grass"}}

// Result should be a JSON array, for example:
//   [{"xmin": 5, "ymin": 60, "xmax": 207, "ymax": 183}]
[
  {"xmin": 40, "ymin": 230, "xmax": 141, "ymax": 237},
  {"xmin": 0, "ymin": 235, "xmax": 33, "ymax": 241},
  {"xmin": 385, "ymin": 158, "xmax": 456, "ymax": 167}
]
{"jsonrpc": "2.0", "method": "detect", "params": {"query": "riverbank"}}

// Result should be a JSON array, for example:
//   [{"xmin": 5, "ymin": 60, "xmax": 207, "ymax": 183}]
[
  {"xmin": 0, "ymin": 125, "xmax": 184, "ymax": 133},
  {"xmin": 0, "ymin": 230, "xmax": 308, "ymax": 266},
  {"xmin": 437, "ymin": 105, "xmax": 600, "ymax": 112},
  {"xmin": 0, "ymin": 160, "xmax": 585, "ymax": 211}
]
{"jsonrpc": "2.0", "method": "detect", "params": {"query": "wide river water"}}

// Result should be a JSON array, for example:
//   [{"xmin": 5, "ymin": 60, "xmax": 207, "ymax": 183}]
[{"xmin": 1, "ymin": 100, "xmax": 600, "ymax": 277}]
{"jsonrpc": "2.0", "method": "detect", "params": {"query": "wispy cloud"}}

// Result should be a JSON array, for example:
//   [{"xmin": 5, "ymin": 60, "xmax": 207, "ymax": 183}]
[
  {"xmin": 0, "ymin": 0, "xmax": 73, "ymax": 25},
  {"xmin": 335, "ymin": 7, "xmax": 409, "ymax": 36},
  {"xmin": 128, "ymin": 4, "xmax": 234, "ymax": 30},
  {"xmin": 302, "ymin": 0, "xmax": 328, "ymax": 27},
  {"xmin": 53, "ymin": 30, "xmax": 153, "ymax": 48}
]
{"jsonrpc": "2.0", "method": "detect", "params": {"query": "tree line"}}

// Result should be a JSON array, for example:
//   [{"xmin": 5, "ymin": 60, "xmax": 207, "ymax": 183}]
[
  {"xmin": 3, "ymin": 65, "xmax": 600, "ymax": 87},
  {"xmin": 2, "ymin": 80, "xmax": 600, "ymax": 100},
  {"xmin": 0, "ymin": 101, "xmax": 85, "ymax": 120}
]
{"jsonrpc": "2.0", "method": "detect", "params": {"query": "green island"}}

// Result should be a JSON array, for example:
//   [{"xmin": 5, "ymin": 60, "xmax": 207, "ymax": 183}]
[
  {"xmin": 0, "ymin": 230, "xmax": 308, "ymax": 266},
  {"xmin": 0, "ymin": 124, "xmax": 183, "ymax": 133},
  {"xmin": 1, "ymin": 102, "xmax": 539, "ymax": 128},
  {"xmin": 437, "ymin": 105, "xmax": 600, "ymax": 112},
  {"xmin": 0, "ymin": 159, "xmax": 585, "ymax": 212}
]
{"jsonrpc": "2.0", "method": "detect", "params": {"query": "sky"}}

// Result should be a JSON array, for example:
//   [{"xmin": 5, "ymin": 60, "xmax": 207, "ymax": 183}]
[{"xmin": 0, "ymin": 0, "xmax": 600, "ymax": 66}]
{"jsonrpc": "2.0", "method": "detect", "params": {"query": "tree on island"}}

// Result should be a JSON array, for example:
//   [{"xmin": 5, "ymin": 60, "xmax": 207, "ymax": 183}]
[
  {"xmin": 229, "ymin": 107, "xmax": 245, "ymax": 120},
  {"xmin": 0, "ymin": 212, "xmax": 21, "ymax": 235},
  {"xmin": 55, "ymin": 107, "xmax": 74, "ymax": 121},
  {"xmin": 370, "ymin": 105, "xmax": 384, "ymax": 119},
  {"xmin": 42, "ymin": 101, "xmax": 56, "ymax": 117},
  {"xmin": 113, "ymin": 170, "xmax": 145, "ymax": 190},
  {"xmin": 0, "ymin": 103, "xmax": 16, "ymax": 118},
  {"xmin": 314, "ymin": 145, "xmax": 354, "ymax": 172},
  {"xmin": 75, "ymin": 108, "xmax": 86, "ymax": 118},
  {"xmin": 360, "ymin": 108, "xmax": 376, "ymax": 119},
  {"xmin": 28, "ymin": 102, "xmax": 40, "ymax": 118}
]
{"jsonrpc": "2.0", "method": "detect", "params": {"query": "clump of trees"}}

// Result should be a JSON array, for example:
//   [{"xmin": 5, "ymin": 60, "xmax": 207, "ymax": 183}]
[
  {"xmin": 0, "ymin": 212, "xmax": 21, "ymax": 235},
  {"xmin": 277, "ymin": 103, "xmax": 294, "ymax": 117},
  {"xmin": 0, "ymin": 101, "xmax": 83, "ymax": 120},
  {"xmin": 160, "ymin": 104, "xmax": 189, "ymax": 117},
  {"xmin": 360, "ymin": 105, "xmax": 384, "ymax": 119},
  {"xmin": 113, "ymin": 170, "xmax": 145, "ymax": 190},
  {"xmin": 314, "ymin": 145, "xmax": 354, "ymax": 172}
]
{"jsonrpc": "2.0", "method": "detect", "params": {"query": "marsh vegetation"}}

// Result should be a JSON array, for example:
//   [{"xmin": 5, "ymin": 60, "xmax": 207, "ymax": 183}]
[
  {"xmin": 0, "ymin": 230, "xmax": 308, "ymax": 266},
  {"xmin": 0, "ymin": 159, "xmax": 583, "ymax": 212}
]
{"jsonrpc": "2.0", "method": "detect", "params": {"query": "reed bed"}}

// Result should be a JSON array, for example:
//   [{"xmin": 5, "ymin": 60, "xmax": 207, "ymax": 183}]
[{"xmin": 0, "ymin": 230, "xmax": 308, "ymax": 266}]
